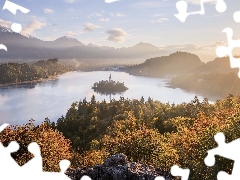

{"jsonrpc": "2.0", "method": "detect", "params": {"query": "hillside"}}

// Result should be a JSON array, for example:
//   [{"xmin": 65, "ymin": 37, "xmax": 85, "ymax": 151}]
[
  {"xmin": 125, "ymin": 52, "xmax": 204, "ymax": 76},
  {"xmin": 191, "ymin": 56, "xmax": 239, "ymax": 74},
  {"xmin": 171, "ymin": 72, "xmax": 240, "ymax": 99},
  {"xmin": 0, "ymin": 58, "xmax": 69, "ymax": 84}
]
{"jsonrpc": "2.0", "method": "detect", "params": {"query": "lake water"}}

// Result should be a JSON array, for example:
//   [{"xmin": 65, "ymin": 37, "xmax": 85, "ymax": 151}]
[{"xmin": 0, "ymin": 71, "xmax": 209, "ymax": 125}]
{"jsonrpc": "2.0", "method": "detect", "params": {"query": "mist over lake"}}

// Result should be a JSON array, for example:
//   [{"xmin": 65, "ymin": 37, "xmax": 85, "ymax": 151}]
[{"xmin": 0, "ymin": 71, "xmax": 209, "ymax": 125}]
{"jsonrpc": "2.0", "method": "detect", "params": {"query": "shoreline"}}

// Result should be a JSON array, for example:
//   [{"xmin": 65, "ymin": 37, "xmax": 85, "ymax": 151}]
[{"xmin": 0, "ymin": 76, "xmax": 59, "ymax": 87}]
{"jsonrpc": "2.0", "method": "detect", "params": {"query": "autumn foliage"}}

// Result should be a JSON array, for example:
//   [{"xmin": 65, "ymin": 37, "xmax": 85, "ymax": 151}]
[
  {"xmin": 0, "ymin": 120, "xmax": 72, "ymax": 172},
  {"xmin": 2, "ymin": 94, "xmax": 240, "ymax": 179}
]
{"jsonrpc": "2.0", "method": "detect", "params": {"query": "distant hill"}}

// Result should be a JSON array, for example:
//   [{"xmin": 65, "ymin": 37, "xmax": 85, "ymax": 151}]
[
  {"xmin": 0, "ymin": 58, "xmax": 69, "ymax": 84},
  {"xmin": 191, "ymin": 57, "xmax": 238, "ymax": 74},
  {"xmin": 0, "ymin": 26, "xmax": 165, "ymax": 63},
  {"xmin": 125, "ymin": 52, "xmax": 204, "ymax": 76},
  {"xmin": 205, "ymin": 57, "xmax": 238, "ymax": 73}
]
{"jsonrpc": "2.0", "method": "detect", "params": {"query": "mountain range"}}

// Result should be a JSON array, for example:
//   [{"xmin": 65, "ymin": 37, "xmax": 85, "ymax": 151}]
[{"xmin": 0, "ymin": 26, "xmax": 166, "ymax": 63}]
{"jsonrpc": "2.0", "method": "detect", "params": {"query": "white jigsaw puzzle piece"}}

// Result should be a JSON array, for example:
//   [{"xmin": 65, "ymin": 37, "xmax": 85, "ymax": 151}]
[
  {"xmin": 0, "ymin": 44, "xmax": 7, "ymax": 51},
  {"xmin": 81, "ymin": 175, "xmax": 92, "ymax": 180},
  {"xmin": 155, "ymin": 176, "xmax": 165, "ymax": 180},
  {"xmin": 234, "ymin": 11, "xmax": 240, "ymax": 23},
  {"xmin": 2, "ymin": 0, "xmax": 30, "ymax": 15},
  {"xmin": 0, "ymin": 123, "xmax": 92, "ymax": 180},
  {"xmin": 204, "ymin": 132, "xmax": 240, "ymax": 180},
  {"xmin": 20, "ymin": 142, "xmax": 43, "ymax": 174},
  {"xmin": 0, "ymin": 123, "xmax": 9, "ymax": 131},
  {"xmin": 40, "ymin": 160, "xmax": 72, "ymax": 180},
  {"xmin": 171, "ymin": 165, "xmax": 190, "ymax": 180},
  {"xmin": 11, "ymin": 23, "xmax": 22, "ymax": 33},
  {"xmin": 2, "ymin": 0, "xmax": 30, "ymax": 33},
  {"xmin": 0, "ymin": 141, "xmax": 22, "ymax": 179},
  {"xmin": 216, "ymin": 28, "xmax": 240, "ymax": 78},
  {"xmin": 175, "ymin": 0, "xmax": 227, "ymax": 22}
]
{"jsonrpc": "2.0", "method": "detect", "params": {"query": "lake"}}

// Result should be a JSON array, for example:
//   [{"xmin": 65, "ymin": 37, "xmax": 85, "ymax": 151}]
[{"xmin": 0, "ymin": 71, "xmax": 210, "ymax": 125}]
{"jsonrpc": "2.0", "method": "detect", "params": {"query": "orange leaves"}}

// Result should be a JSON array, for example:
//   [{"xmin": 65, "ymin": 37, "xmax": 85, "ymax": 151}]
[{"xmin": 0, "ymin": 121, "xmax": 72, "ymax": 172}]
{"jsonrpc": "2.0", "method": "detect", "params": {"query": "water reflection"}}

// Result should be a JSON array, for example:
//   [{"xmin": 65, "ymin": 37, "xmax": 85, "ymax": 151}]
[
  {"xmin": 0, "ymin": 83, "xmax": 37, "ymax": 90},
  {"xmin": 93, "ymin": 89, "xmax": 126, "ymax": 96},
  {"xmin": 0, "ymin": 78, "xmax": 59, "ymax": 90}
]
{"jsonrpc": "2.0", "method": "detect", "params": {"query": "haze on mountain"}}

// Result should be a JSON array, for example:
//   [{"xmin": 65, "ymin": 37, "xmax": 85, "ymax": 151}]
[
  {"xmin": 125, "ymin": 52, "xmax": 237, "ymax": 77},
  {"xmin": 0, "ymin": 26, "xmax": 166, "ymax": 63}
]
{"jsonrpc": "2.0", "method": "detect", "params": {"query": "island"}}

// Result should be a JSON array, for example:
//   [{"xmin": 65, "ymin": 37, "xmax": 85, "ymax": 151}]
[{"xmin": 92, "ymin": 74, "xmax": 128, "ymax": 95}]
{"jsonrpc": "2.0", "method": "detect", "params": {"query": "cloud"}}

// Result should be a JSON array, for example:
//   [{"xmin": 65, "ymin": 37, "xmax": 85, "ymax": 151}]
[
  {"xmin": 99, "ymin": 18, "xmax": 109, "ymax": 22},
  {"xmin": 152, "ymin": 14, "xmax": 164, "ymax": 17},
  {"xmin": 44, "ymin": 8, "xmax": 54, "ymax": 14},
  {"xmin": 105, "ymin": 0, "xmax": 120, "ymax": 3},
  {"xmin": 65, "ymin": 30, "xmax": 82, "ymax": 36},
  {"xmin": 84, "ymin": 22, "xmax": 101, "ymax": 31},
  {"xmin": 0, "ymin": 19, "xmax": 12, "ymax": 28},
  {"xmin": 91, "ymin": 12, "xmax": 102, "ymax": 17},
  {"xmin": 131, "ymin": 1, "xmax": 166, "ymax": 9},
  {"xmin": 196, "ymin": 41, "xmax": 225, "ymax": 50},
  {"xmin": 64, "ymin": 0, "xmax": 77, "ymax": 3},
  {"xmin": 106, "ymin": 28, "xmax": 129, "ymax": 42},
  {"xmin": 21, "ymin": 20, "xmax": 46, "ymax": 35},
  {"xmin": 186, "ymin": 0, "xmax": 216, "ymax": 4},
  {"xmin": 159, "ymin": 42, "xmax": 225, "ymax": 51},
  {"xmin": 116, "ymin": 13, "xmax": 125, "ymax": 17},
  {"xmin": 151, "ymin": 18, "xmax": 168, "ymax": 23}
]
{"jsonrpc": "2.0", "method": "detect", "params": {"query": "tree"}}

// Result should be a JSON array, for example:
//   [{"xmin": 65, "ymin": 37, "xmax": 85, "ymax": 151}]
[{"xmin": 0, "ymin": 120, "xmax": 72, "ymax": 172}]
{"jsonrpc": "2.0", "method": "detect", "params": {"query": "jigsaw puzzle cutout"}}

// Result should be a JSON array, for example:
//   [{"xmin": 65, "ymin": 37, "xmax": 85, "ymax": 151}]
[
  {"xmin": 0, "ymin": 44, "xmax": 7, "ymax": 51},
  {"xmin": 205, "ymin": 132, "xmax": 240, "ymax": 180},
  {"xmin": 233, "ymin": 11, "xmax": 240, "ymax": 23},
  {"xmin": 0, "ymin": 123, "xmax": 90, "ymax": 180},
  {"xmin": 1, "ymin": 0, "xmax": 30, "ymax": 51},
  {"xmin": 154, "ymin": 176, "xmax": 165, "ymax": 180},
  {"xmin": 2, "ymin": 0, "xmax": 30, "ymax": 33},
  {"xmin": 171, "ymin": 165, "xmax": 190, "ymax": 180},
  {"xmin": 175, "ymin": 0, "xmax": 227, "ymax": 22},
  {"xmin": 215, "ymin": 28, "xmax": 240, "ymax": 78}
]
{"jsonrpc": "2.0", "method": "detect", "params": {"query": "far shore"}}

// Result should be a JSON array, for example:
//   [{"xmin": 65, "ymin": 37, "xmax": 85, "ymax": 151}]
[{"xmin": 0, "ymin": 76, "xmax": 59, "ymax": 87}]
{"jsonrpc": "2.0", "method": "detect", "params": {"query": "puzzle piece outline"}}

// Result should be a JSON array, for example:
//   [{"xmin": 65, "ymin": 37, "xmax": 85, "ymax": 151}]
[
  {"xmin": 175, "ymin": 0, "xmax": 227, "ymax": 23},
  {"xmin": 216, "ymin": 28, "xmax": 240, "ymax": 78},
  {"xmin": 204, "ymin": 132, "xmax": 240, "ymax": 180},
  {"xmin": 2, "ymin": 0, "xmax": 30, "ymax": 33},
  {"xmin": 0, "ymin": 123, "xmax": 76, "ymax": 180}
]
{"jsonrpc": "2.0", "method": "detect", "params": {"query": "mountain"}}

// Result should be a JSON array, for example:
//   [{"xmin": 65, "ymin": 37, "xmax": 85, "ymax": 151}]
[
  {"xmin": 87, "ymin": 43, "xmax": 101, "ymax": 47},
  {"xmin": 125, "ymin": 51, "xmax": 204, "ymax": 76},
  {"xmin": 132, "ymin": 42, "xmax": 161, "ymax": 52},
  {"xmin": 0, "ymin": 26, "xmax": 165, "ymax": 63},
  {"xmin": 51, "ymin": 36, "xmax": 85, "ymax": 48}
]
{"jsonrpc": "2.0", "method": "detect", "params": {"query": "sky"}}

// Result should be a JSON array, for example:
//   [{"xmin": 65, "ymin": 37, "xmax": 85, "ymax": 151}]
[{"xmin": 1, "ymin": 0, "xmax": 240, "ymax": 61}]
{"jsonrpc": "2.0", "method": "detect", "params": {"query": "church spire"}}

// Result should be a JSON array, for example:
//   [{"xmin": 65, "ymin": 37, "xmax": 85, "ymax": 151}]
[{"xmin": 109, "ymin": 74, "xmax": 111, "ymax": 82}]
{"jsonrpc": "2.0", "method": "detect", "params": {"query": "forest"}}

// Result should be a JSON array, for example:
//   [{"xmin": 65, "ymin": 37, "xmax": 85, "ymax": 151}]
[
  {"xmin": 0, "ymin": 58, "xmax": 69, "ymax": 84},
  {"xmin": 1, "ymin": 94, "xmax": 240, "ymax": 179}
]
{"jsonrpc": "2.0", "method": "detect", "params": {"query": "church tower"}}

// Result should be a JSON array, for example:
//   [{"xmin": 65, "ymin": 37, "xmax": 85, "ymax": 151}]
[{"xmin": 109, "ymin": 74, "xmax": 111, "ymax": 82}]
